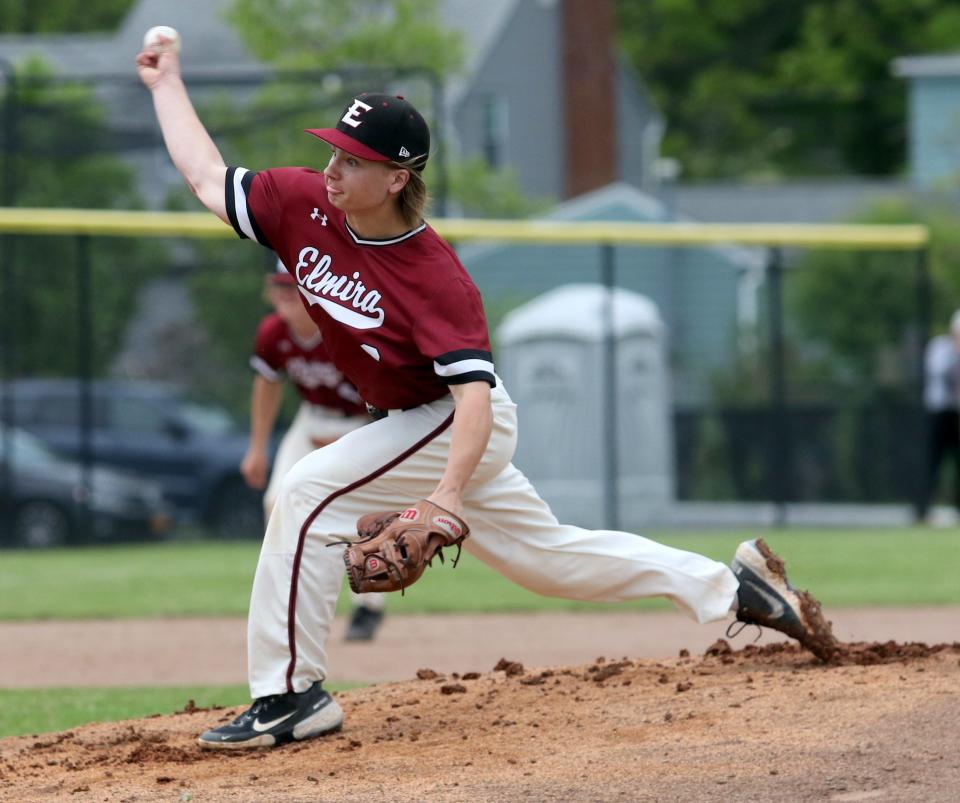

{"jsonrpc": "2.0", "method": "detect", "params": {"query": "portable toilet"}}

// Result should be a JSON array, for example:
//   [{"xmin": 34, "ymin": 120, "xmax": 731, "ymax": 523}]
[{"xmin": 496, "ymin": 283, "xmax": 674, "ymax": 529}]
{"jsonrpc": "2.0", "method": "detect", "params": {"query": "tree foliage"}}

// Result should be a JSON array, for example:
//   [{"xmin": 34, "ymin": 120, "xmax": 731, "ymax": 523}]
[
  {"xmin": 1, "ymin": 59, "xmax": 166, "ymax": 378},
  {"xmin": 227, "ymin": 0, "xmax": 464, "ymax": 73},
  {"xmin": 223, "ymin": 0, "xmax": 542, "ymax": 218},
  {"xmin": 0, "ymin": 0, "xmax": 134, "ymax": 33},
  {"xmin": 789, "ymin": 197, "xmax": 960, "ymax": 385},
  {"xmin": 616, "ymin": 0, "xmax": 960, "ymax": 178}
]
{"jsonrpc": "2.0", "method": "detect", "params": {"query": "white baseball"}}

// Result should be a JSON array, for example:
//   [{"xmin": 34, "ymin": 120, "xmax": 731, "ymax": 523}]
[{"xmin": 143, "ymin": 25, "xmax": 181, "ymax": 54}]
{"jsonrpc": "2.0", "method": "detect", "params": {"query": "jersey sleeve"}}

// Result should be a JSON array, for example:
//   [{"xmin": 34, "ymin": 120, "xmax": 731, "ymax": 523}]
[
  {"xmin": 249, "ymin": 316, "xmax": 284, "ymax": 382},
  {"xmin": 413, "ymin": 276, "xmax": 496, "ymax": 387},
  {"xmin": 226, "ymin": 166, "xmax": 319, "ymax": 251}
]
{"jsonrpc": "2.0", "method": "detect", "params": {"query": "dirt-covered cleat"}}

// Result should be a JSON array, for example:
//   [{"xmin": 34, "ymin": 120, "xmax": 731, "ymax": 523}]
[
  {"xmin": 197, "ymin": 681, "xmax": 342, "ymax": 749},
  {"xmin": 730, "ymin": 538, "xmax": 839, "ymax": 661}
]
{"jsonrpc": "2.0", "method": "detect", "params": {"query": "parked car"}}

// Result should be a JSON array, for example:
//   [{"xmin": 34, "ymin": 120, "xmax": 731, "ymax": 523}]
[
  {"xmin": 6, "ymin": 379, "xmax": 271, "ymax": 538},
  {"xmin": 0, "ymin": 425, "xmax": 172, "ymax": 548}
]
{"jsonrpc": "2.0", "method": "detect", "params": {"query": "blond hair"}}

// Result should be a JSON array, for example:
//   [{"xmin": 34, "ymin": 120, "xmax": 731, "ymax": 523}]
[{"xmin": 388, "ymin": 158, "xmax": 430, "ymax": 228}]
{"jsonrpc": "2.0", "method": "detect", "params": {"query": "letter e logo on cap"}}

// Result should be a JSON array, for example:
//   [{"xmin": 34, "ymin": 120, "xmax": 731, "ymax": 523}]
[{"xmin": 341, "ymin": 99, "xmax": 373, "ymax": 128}]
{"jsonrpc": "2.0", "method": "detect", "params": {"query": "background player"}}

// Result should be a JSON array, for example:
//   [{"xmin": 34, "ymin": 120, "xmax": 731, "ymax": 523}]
[
  {"xmin": 241, "ymin": 259, "xmax": 385, "ymax": 640},
  {"xmin": 920, "ymin": 308, "xmax": 960, "ymax": 525},
  {"xmin": 137, "ymin": 35, "xmax": 824, "ymax": 750}
]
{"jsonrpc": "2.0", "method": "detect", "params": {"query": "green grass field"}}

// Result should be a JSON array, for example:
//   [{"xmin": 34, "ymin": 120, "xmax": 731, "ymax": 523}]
[
  {"xmin": 0, "ymin": 682, "xmax": 362, "ymax": 741},
  {"xmin": 1, "ymin": 529, "xmax": 958, "ymax": 621},
  {"xmin": 1, "ymin": 528, "xmax": 957, "ymax": 738}
]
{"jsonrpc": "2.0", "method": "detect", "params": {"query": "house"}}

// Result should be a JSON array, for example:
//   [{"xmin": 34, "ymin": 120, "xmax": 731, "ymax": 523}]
[
  {"xmin": 438, "ymin": 0, "xmax": 663, "ymax": 201},
  {"xmin": 457, "ymin": 183, "xmax": 764, "ymax": 404},
  {"xmin": 0, "ymin": 0, "xmax": 663, "ymax": 209},
  {"xmin": 0, "ymin": 0, "xmax": 259, "ymax": 208},
  {"xmin": 0, "ymin": 0, "xmax": 253, "ymax": 76},
  {"xmin": 671, "ymin": 179, "xmax": 913, "ymax": 225},
  {"xmin": 893, "ymin": 53, "xmax": 960, "ymax": 191}
]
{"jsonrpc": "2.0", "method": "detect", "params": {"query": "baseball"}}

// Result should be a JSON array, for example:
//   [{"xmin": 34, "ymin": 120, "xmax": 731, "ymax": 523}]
[{"xmin": 143, "ymin": 25, "xmax": 181, "ymax": 54}]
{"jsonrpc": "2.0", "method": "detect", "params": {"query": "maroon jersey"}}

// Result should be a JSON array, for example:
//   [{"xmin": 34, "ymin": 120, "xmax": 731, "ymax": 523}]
[
  {"xmin": 226, "ymin": 166, "xmax": 495, "ymax": 410},
  {"xmin": 250, "ymin": 313, "xmax": 367, "ymax": 416}
]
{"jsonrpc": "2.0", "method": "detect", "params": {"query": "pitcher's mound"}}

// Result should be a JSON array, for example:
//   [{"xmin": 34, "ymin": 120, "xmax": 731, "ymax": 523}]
[{"xmin": 2, "ymin": 641, "xmax": 958, "ymax": 802}]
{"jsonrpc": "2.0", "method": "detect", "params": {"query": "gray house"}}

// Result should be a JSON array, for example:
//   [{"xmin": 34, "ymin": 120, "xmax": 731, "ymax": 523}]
[
  {"xmin": 439, "ymin": 0, "xmax": 663, "ymax": 201},
  {"xmin": 0, "ymin": 0, "xmax": 662, "ymax": 208},
  {"xmin": 0, "ymin": 0, "xmax": 259, "ymax": 208},
  {"xmin": 458, "ymin": 183, "xmax": 764, "ymax": 404},
  {"xmin": 893, "ymin": 53, "xmax": 960, "ymax": 191}
]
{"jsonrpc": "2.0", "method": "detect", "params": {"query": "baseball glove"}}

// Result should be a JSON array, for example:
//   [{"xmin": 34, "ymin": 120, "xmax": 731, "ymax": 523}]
[{"xmin": 343, "ymin": 499, "xmax": 470, "ymax": 594}]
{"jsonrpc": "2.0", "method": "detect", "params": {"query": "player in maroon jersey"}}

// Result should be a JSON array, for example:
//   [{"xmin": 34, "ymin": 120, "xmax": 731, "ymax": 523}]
[
  {"xmin": 241, "ymin": 260, "xmax": 385, "ymax": 642},
  {"xmin": 138, "ymin": 40, "xmax": 818, "ymax": 750}
]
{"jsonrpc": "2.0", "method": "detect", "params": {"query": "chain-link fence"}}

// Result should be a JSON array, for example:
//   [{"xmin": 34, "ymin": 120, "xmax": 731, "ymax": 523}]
[{"xmin": 0, "ymin": 66, "xmax": 934, "ymax": 545}]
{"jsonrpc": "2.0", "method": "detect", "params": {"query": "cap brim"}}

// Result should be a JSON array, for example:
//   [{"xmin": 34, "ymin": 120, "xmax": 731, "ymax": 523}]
[{"xmin": 305, "ymin": 128, "xmax": 390, "ymax": 162}]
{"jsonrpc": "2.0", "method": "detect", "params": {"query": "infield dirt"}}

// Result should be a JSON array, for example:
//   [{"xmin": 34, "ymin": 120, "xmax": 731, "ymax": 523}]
[{"xmin": 2, "ymin": 638, "xmax": 958, "ymax": 802}]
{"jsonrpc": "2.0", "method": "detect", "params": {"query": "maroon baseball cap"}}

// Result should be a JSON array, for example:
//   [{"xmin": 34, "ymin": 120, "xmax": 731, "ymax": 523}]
[{"xmin": 306, "ymin": 93, "xmax": 430, "ymax": 170}]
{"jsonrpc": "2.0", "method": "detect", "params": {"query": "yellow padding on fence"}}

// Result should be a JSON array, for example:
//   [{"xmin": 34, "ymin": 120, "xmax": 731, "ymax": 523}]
[{"xmin": 0, "ymin": 207, "xmax": 929, "ymax": 250}]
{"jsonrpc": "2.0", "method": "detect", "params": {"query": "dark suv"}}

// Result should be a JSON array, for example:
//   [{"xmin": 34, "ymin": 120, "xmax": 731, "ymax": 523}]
[{"xmin": 6, "ymin": 379, "xmax": 270, "ymax": 538}]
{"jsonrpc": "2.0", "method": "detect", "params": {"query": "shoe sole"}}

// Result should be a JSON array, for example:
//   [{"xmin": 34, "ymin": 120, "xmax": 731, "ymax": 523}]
[
  {"xmin": 197, "ymin": 698, "xmax": 344, "ymax": 750},
  {"xmin": 734, "ymin": 538, "xmax": 790, "ymax": 586},
  {"xmin": 293, "ymin": 698, "xmax": 344, "ymax": 741}
]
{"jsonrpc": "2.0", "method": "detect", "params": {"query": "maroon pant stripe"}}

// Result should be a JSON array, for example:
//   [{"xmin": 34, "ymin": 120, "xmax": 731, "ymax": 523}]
[{"xmin": 284, "ymin": 411, "xmax": 455, "ymax": 692}]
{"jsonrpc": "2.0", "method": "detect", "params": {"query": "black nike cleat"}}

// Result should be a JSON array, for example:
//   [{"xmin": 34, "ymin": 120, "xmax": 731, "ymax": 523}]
[
  {"xmin": 730, "ymin": 538, "xmax": 808, "ymax": 642},
  {"xmin": 197, "ymin": 681, "xmax": 343, "ymax": 749},
  {"xmin": 729, "ymin": 538, "xmax": 839, "ymax": 661}
]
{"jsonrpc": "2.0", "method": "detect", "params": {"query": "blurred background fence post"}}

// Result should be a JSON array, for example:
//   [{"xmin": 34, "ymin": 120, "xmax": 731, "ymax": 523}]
[
  {"xmin": 75, "ymin": 234, "xmax": 93, "ymax": 539},
  {"xmin": 601, "ymin": 241, "xmax": 619, "ymax": 530},
  {"xmin": 766, "ymin": 246, "xmax": 788, "ymax": 527},
  {"xmin": 912, "ymin": 245, "xmax": 932, "ymax": 518},
  {"xmin": 0, "ymin": 57, "xmax": 18, "ymax": 536}
]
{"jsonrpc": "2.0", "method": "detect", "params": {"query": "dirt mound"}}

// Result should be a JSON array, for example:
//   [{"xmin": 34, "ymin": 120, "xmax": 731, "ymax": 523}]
[
  {"xmin": 2, "ymin": 642, "xmax": 958, "ymax": 802},
  {"xmin": 705, "ymin": 637, "xmax": 960, "ymax": 666}
]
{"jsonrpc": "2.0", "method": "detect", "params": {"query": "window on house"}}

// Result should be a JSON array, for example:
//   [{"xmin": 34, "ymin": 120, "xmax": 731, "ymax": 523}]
[{"xmin": 481, "ymin": 93, "xmax": 509, "ymax": 169}]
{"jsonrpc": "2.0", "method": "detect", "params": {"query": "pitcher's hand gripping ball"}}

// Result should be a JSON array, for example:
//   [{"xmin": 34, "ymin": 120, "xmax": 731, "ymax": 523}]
[
  {"xmin": 344, "ymin": 500, "xmax": 469, "ymax": 593},
  {"xmin": 143, "ymin": 25, "xmax": 181, "ymax": 54}
]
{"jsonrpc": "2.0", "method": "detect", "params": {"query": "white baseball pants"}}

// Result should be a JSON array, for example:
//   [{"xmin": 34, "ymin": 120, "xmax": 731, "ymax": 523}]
[
  {"xmin": 247, "ymin": 380, "xmax": 739, "ymax": 697},
  {"xmin": 263, "ymin": 401, "xmax": 384, "ymax": 613}
]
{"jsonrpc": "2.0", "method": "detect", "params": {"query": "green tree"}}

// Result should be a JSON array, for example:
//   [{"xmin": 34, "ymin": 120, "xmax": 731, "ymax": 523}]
[
  {"xmin": 222, "ymin": 0, "xmax": 544, "ymax": 217},
  {"xmin": 228, "ymin": 0, "xmax": 464, "ymax": 73},
  {"xmin": 1, "ymin": 58, "xmax": 166, "ymax": 377},
  {"xmin": 0, "ymin": 0, "xmax": 135, "ymax": 33},
  {"xmin": 220, "ymin": 0, "xmax": 463, "ymax": 176},
  {"xmin": 789, "ymin": 198, "xmax": 958, "ymax": 385},
  {"xmin": 616, "ymin": 0, "xmax": 960, "ymax": 178}
]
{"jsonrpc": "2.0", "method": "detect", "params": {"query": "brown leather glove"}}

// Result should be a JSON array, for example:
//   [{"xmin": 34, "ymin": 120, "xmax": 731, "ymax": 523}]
[{"xmin": 343, "ymin": 500, "xmax": 470, "ymax": 594}]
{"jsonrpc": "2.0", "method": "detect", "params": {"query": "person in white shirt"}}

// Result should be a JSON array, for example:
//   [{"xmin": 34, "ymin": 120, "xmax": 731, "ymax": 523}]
[{"xmin": 920, "ymin": 309, "xmax": 960, "ymax": 523}]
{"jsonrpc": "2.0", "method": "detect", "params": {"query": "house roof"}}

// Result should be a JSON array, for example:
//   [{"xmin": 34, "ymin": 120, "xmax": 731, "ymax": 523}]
[
  {"xmin": 0, "ymin": 0, "xmax": 256, "ymax": 76},
  {"xmin": 672, "ymin": 179, "xmax": 912, "ymax": 224},
  {"xmin": 892, "ymin": 53, "xmax": 960, "ymax": 78},
  {"xmin": 456, "ymin": 181, "xmax": 765, "ymax": 274}
]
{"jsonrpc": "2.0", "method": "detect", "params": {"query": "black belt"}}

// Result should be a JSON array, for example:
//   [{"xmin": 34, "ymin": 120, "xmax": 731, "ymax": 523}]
[{"xmin": 366, "ymin": 402, "xmax": 419, "ymax": 421}]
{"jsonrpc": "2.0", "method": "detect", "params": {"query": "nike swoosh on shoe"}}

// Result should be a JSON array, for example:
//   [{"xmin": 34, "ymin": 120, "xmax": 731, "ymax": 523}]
[
  {"xmin": 252, "ymin": 711, "xmax": 296, "ymax": 733},
  {"xmin": 743, "ymin": 579, "xmax": 785, "ymax": 619}
]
